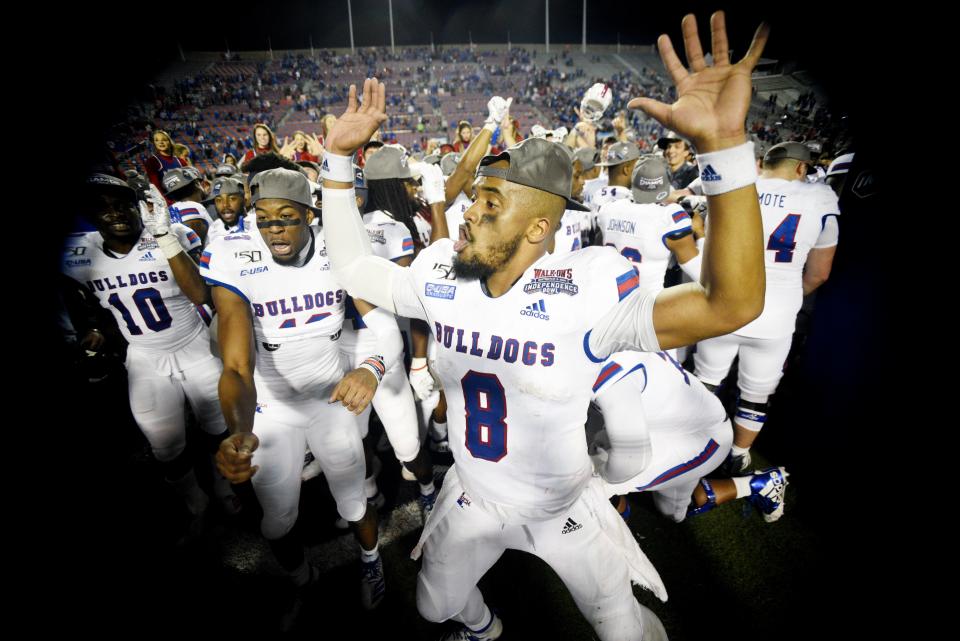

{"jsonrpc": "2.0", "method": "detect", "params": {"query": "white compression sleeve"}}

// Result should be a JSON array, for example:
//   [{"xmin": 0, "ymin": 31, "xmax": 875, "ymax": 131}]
[
  {"xmin": 321, "ymin": 187, "xmax": 402, "ymax": 313},
  {"xmin": 358, "ymin": 306, "xmax": 403, "ymax": 372},
  {"xmin": 594, "ymin": 378, "xmax": 653, "ymax": 484},
  {"xmin": 679, "ymin": 252, "xmax": 702, "ymax": 282},
  {"xmin": 586, "ymin": 288, "xmax": 661, "ymax": 362}
]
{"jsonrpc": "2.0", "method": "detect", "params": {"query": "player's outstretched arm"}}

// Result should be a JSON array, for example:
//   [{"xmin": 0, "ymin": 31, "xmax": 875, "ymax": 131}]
[
  {"xmin": 322, "ymin": 79, "xmax": 409, "ymax": 314},
  {"xmin": 629, "ymin": 12, "xmax": 769, "ymax": 349},
  {"xmin": 212, "ymin": 285, "xmax": 259, "ymax": 482}
]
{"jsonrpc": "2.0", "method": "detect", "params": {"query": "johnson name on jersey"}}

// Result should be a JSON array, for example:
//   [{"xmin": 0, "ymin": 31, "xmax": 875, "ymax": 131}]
[
  {"xmin": 201, "ymin": 227, "xmax": 347, "ymax": 397},
  {"xmin": 61, "ymin": 224, "xmax": 204, "ymax": 351},
  {"xmin": 737, "ymin": 177, "xmax": 841, "ymax": 338},
  {"xmin": 391, "ymin": 239, "xmax": 646, "ymax": 515},
  {"xmin": 597, "ymin": 199, "xmax": 692, "ymax": 289}
]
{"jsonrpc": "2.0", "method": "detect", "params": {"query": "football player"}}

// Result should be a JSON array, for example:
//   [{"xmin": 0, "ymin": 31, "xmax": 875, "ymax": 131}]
[
  {"xmin": 207, "ymin": 176, "xmax": 249, "ymax": 245},
  {"xmin": 162, "ymin": 167, "xmax": 214, "ymax": 245},
  {"xmin": 316, "ymin": 10, "xmax": 769, "ymax": 638},
  {"xmin": 64, "ymin": 175, "xmax": 239, "ymax": 521},
  {"xmin": 204, "ymin": 168, "xmax": 410, "ymax": 611},
  {"xmin": 587, "ymin": 141, "xmax": 641, "ymax": 220},
  {"xmin": 694, "ymin": 141, "xmax": 839, "ymax": 474},
  {"xmin": 596, "ymin": 155, "xmax": 701, "ymax": 289},
  {"xmin": 590, "ymin": 350, "xmax": 789, "ymax": 524}
]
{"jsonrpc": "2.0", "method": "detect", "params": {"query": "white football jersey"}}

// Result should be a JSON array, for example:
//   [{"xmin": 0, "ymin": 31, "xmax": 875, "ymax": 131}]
[
  {"xmin": 592, "ymin": 350, "xmax": 726, "ymax": 434},
  {"xmin": 444, "ymin": 192, "xmax": 472, "ymax": 241},
  {"xmin": 201, "ymin": 227, "xmax": 347, "ymax": 398},
  {"xmin": 206, "ymin": 214, "xmax": 250, "ymax": 246},
  {"xmin": 736, "ymin": 177, "xmax": 841, "ymax": 338},
  {"xmin": 551, "ymin": 209, "xmax": 584, "ymax": 255},
  {"xmin": 170, "ymin": 200, "xmax": 214, "ymax": 230},
  {"xmin": 597, "ymin": 199, "xmax": 692, "ymax": 290},
  {"xmin": 362, "ymin": 210, "xmax": 416, "ymax": 262},
  {"xmin": 62, "ymin": 224, "xmax": 205, "ymax": 351},
  {"xmin": 581, "ymin": 173, "xmax": 609, "ymax": 215},
  {"xmin": 588, "ymin": 183, "xmax": 632, "ymax": 214},
  {"xmin": 391, "ymin": 239, "xmax": 653, "ymax": 514}
]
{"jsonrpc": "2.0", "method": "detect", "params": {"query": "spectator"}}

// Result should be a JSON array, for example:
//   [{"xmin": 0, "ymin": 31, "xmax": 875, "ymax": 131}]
[
  {"xmin": 242, "ymin": 123, "xmax": 281, "ymax": 164},
  {"xmin": 143, "ymin": 129, "xmax": 184, "ymax": 197},
  {"xmin": 451, "ymin": 120, "xmax": 472, "ymax": 153}
]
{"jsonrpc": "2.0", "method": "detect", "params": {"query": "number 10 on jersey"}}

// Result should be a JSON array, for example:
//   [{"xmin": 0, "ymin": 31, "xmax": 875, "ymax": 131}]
[{"xmin": 461, "ymin": 371, "xmax": 508, "ymax": 462}]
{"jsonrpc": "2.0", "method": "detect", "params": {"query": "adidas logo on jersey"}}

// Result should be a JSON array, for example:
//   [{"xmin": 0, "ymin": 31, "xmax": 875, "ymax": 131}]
[
  {"xmin": 561, "ymin": 518, "xmax": 582, "ymax": 534},
  {"xmin": 138, "ymin": 251, "xmax": 156, "ymax": 262},
  {"xmin": 520, "ymin": 299, "xmax": 549, "ymax": 320},
  {"xmin": 701, "ymin": 165, "xmax": 722, "ymax": 181}
]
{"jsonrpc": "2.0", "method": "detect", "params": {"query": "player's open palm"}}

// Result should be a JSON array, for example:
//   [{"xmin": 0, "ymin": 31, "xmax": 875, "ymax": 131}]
[
  {"xmin": 628, "ymin": 11, "xmax": 769, "ymax": 151},
  {"xmin": 325, "ymin": 78, "xmax": 388, "ymax": 157}
]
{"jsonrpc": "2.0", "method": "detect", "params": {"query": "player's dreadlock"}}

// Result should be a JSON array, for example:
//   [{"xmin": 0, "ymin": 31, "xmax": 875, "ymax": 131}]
[{"xmin": 366, "ymin": 178, "xmax": 421, "ymax": 247}]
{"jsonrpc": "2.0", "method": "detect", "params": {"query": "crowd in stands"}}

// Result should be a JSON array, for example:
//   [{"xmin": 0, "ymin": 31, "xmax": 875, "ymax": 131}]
[{"xmin": 102, "ymin": 45, "xmax": 847, "ymax": 181}]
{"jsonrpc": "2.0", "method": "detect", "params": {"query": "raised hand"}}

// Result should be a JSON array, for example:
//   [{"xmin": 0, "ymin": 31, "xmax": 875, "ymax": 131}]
[
  {"xmin": 308, "ymin": 132, "xmax": 325, "ymax": 156},
  {"xmin": 325, "ymin": 78, "xmax": 387, "ymax": 157},
  {"xmin": 139, "ymin": 184, "xmax": 172, "ymax": 237},
  {"xmin": 628, "ymin": 11, "xmax": 769, "ymax": 152}
]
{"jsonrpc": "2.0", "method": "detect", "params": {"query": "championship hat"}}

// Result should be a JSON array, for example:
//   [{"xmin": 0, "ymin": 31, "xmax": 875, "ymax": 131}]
[
  {"xmin": 249, "ymin": 167, "xmax": 319, "ymax": 212},
  {"xmin": 598, "ymin": 141, "xmax": 641, "ymax": 167},
  {"xmin": 364, "ymin": 144, "xmax": 414, "ymax": 180},
  {"xmin": 476, "ymin": 137, "xmax": 589, "ymax": 212},
  {"xmin": 161, "ymin": 167, "xmax": 202, "ymax": 195},
  {"xmin": 573, "ymin": 147, "xmax": 598, "ymax": 171},
  {"xmin": 763, "ymin": 141, "xmax": 814, "ymax": 165},
  {"xmin": 630, "ymin": 156, "xmax": 672, "ymax": 204}
]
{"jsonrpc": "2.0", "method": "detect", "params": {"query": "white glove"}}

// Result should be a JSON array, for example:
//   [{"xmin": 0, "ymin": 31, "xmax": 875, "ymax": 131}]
[
  {"xmin": 680, "ymin": 195, "xmax": 708, "ymax": 213},
  {"xmin": 530, "ymin": 124, "xmax": 548, "ymax": 139},
  {"xmin": 552, "ymin": 126, "xmax": 569, "ymax": 140},
  {"xmin": 419, "ymin": 162, "xmax": 446, "ymax": 205},
  {"xmin": 408, "ymin": 357, "xmax": 436, "ymax": 401},
  {"xmin": 580, "ymin": 83, "xmax": 612, "ymax": 122},
  {"xmin": 485, "ymin": 96, "xmax": 511, "ymax": 126},
  {"xmin": 139, "ymin": 184, "xmax": 172, "ymax": 237}
]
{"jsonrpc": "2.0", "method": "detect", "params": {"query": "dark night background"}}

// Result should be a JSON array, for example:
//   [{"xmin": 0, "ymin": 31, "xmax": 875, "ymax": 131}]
[{"xmin": 16, "ymin": 1, "xmax": 914, "ymax": 637}]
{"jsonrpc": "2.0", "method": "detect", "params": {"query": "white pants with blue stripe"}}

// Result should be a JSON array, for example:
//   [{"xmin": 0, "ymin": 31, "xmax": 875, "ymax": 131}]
[{"xmin": 603, "ymin": 417, "xmax": 732, "ymax": 522}]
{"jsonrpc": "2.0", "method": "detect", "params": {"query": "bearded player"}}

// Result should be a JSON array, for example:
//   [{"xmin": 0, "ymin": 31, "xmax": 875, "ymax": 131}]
[{"xmin": 235, "ymin": 12, "xmax": 770, "ymax": 641}]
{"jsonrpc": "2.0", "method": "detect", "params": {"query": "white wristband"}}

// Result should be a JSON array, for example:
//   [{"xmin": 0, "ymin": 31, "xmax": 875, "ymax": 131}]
[
  {"xmin": 695, "ymin": 141, "xmax": 757, "ymax": 196},
  {"xmin": 155, "ymin": 233, "xmax": 183, "ymax": 260},
  {"xmin": 320, "ymin": 152, "xmax": 355, "ymax": 183}
]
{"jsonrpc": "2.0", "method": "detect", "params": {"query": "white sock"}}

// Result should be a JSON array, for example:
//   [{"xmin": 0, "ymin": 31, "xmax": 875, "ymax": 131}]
[
  {"xmin": 731, "ymin": 444, "xmax": 750, "ymax": 457},
  {"xmin": 360, "ymin": 543, "xmax": 379, "ymax": 562},
  {"xmin": 419, "ymin": 481, "xmax": 435, "ymax": 496},
  {"xmin": 466, "ymin": 604, "xmax": 493, "ymax": 633},
  {"xmin": 733, "ymin": 476, "xmax": 753, "ymax": 499}
]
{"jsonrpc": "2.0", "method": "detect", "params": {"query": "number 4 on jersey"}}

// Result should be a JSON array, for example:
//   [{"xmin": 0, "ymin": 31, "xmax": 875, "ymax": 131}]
[{"xmin": 767, "ymin": 214, "xmax": 801, "ymax": 263}]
